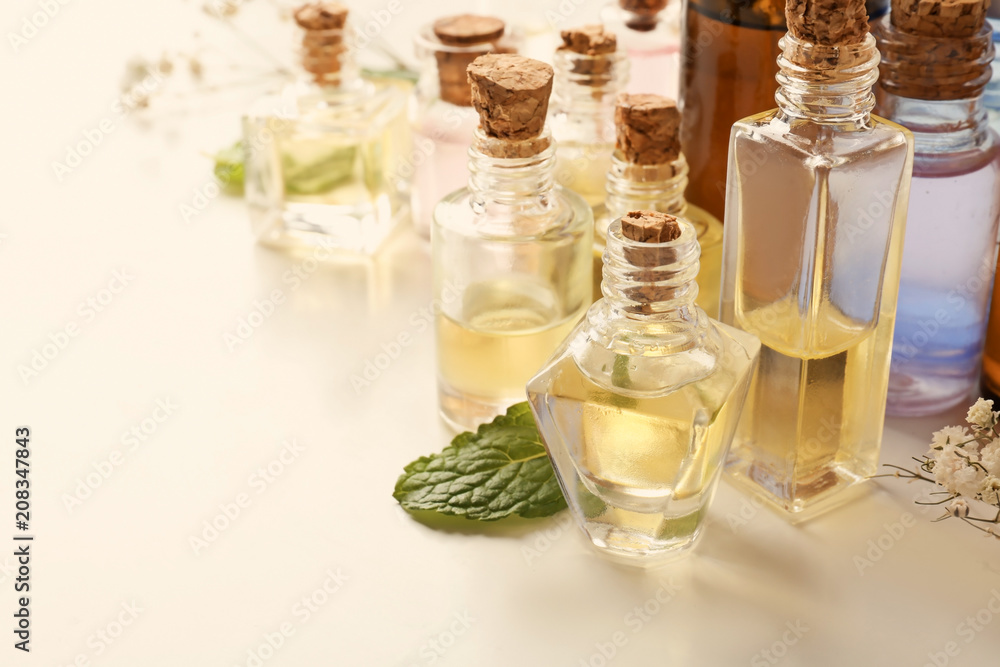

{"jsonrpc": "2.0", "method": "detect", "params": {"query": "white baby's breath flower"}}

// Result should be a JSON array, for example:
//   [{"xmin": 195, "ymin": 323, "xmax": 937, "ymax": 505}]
[
  {"xmin": 981, "ymin": 476, "xmax": 1000, "ymax": 507},
  {"xmin": 931, "ymin": 444, "xmax": 966, "ymax": 493},
  {"xmin": 931, "ymin": 425, "xmax": 972, "ymax": 450},
  {"xmin": 948, "ymin": 497, "xmax": 970, "ymax": 518},
  {"xmin": 952, "ymin": 465, "xmax": 987, "ymax": 499},
  {"xmin": 966, "ymin": 398, "xmax": 996, "ymax": 431},
  {"xmin": 982, "ymin": 438, "xmax": 1000, "ymax": 477}
]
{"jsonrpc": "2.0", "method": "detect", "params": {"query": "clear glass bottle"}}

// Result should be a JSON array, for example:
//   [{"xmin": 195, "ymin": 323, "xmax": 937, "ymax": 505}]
[
  {"xmin": 679, "ymin": 0, "xmax": 890, "ymax": 222},
  {"xmin": 592, "ymin": 95, "xmax": 722, "ymax": 314},
  {"xmin": 410, "ymin": 15, "xmax": 521, "ymax": 239},
  {"xmin": 719, "ymin": 13, "xmax": 914, "ymax": 519},
  {"xmin": 434, "ymin": 55, "xmax": 593, "ymax": 430},
  {"xmin": 549, "ymin": 26, "xmax": 629, "ymax": 210},
  {"xmin": 988, "ymin": 18, "xmax": 1000, "ymax": 131},
  {"xmin": 874, "ymin": 12, "xmax": 1000, "ymax": 416},
  {"xmin": 243, "ymin": 4, "xmax": 409, "ymax": 254},
  {"xmin": 528, "ymin": 212, "xmax": 759, "ymax": 565},
  {"xmin": 600, "ymin": 0, "xmax": 681, "ymax": 99}
]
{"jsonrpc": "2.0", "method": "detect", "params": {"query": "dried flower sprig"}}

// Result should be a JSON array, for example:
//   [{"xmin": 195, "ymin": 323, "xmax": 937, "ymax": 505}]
[{"xmin": 878, "ymin": 398, "xmax": 1000, "ymax": 539}]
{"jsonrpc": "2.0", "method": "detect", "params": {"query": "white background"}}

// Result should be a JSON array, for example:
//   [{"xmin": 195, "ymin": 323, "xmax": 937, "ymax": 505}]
[{"xmin": 4, "ymin": 0, "xmax": 1000, "ymax": 665}]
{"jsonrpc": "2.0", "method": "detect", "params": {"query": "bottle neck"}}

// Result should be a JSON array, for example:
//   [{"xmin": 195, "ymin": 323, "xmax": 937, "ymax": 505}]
[
  {"xmin": 605, "ymin": 151, "xmax": 689, "ymax": 220},
  {"xmin": 873, "ymin": 16, "xmax": 994, "ymax": 104},
  {"xmin": 878, "ymin": 94, "xmax": 991, "ymax": 154},
  {"xmin": 598, "ymin": 217, "xmax": 701, "ymax": 326},
  {"xmin": 468, "ymin": 128, "xmax": 556, "ymax": 210},
  {"xmin": 298, "ymin": 26, "xmax": 361, "ymax": 88},
  {"xmin": 775, "ymin": 33, "xmax": 879, "ymax": 126},
  {"xmin": 551, "ymin": 49, "xmax": 628, "ymax": 123}
]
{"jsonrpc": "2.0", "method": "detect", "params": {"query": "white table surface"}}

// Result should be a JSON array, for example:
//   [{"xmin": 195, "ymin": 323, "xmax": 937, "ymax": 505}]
[{"xmin": 5, "ymin": 1, "xmax": 1000, "ymax": 665}]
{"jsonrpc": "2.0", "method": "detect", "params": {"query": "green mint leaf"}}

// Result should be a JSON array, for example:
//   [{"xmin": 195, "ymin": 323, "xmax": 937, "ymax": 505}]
[
  {"xmin": 213, "ymin": 140, "xmax": 244, "ymax": 195},
  {"xmin": 394, "ymin": 403, "xmax": 567, "ymax": 521}
]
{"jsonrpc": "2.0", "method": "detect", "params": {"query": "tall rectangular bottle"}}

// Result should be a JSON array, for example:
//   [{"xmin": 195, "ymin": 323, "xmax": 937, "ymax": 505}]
[{"xmin": 719, "ymin": 0, "xmax": 914, "ymax": 519}]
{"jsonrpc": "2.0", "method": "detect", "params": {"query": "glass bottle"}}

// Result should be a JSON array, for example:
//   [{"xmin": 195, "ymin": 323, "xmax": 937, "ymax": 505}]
[
  {"xmin": 719, "ymin": 4, "xmax": 914, "ymax": 520},
  {"xmin": 989, "ymin": 17, "xmax": 1000, "ymax": 132},
  {"xmin": 679, "ymin": 0, "xmax": 890, "ymax": 222},
  {"xmin": 593, "ymin": 93, "xmax": 723, "ymax": 314},
  {"xmin": 527, "ymin": 211, "xmax": 759, "ymax": 565},
  {"xmin": 599, "ymin": 0, "xmax": 681, "ymax": 99},
  {"xmin": 434, "ymin": 55, "xmax": 593, "ymax": 430},
  {"xmin": 873, "ymin": 6, "xmax": 1000, "ymax": 416},
  {"xmin": 410, "ymin": 15, "xmax": 521, "ymax": 240},
  {"xmin": 243, "ymin": 3, "xmax": 410, "ymax": 254},
  {"xmin": 550, "ymin": 25, "xmax": 629, "ymax": 210},
  {"xmin": 983, "ymin": 244, "xmax": 1000, "ymax": 401}
]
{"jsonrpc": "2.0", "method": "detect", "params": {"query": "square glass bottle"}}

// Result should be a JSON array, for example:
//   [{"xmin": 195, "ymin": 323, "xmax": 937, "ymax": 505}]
[
  {"xmin": 720, "ymin": 0, "xmax": 914, "ymax": 520},
  {"xmin": 243, "ymin": 3, "xmax": 410, "ymax": 254},
  {"xmin": 528, "ymin": 211, "xmax": 759, "ymax": 565}
]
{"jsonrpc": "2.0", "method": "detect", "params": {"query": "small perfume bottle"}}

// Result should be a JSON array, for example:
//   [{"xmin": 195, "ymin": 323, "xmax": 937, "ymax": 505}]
[
  {"xmin": 989, "ymin": 17, "xmax": 1000, "ymax": 131},
  {"xmin": 593, "ymin": 93, "xmax": 723, "ymax": 315},
  {"xmin": 874, "ymin": 0, "xmax": 1000, "ymax": 416},
  {"xmin": 528, "ymin": 210, "xmax": 759, "ymax": 564},
  {"xmin": 720, "ymin": 0, "xmax": 914, "ymax": 519},
  {"xmin": 243, "ymin": 3, "xmax": 409, "ymax": 254},
  {"xmin": 411, "ymin": 15, "xmax": 521, "ymax": 239},
  {"xmin": 679, "ymin": 0, "xmax": 890, "ymax": 221},
  {"xmin": 599, "ymin": 0, "xmax": 681, "ymax": 99},
  {"xmin": 549, "ymin": 25, "xmax": 628, "ymax": 210},
  {"xmin": 434, "ymin": 54, "xmax": 593, "ymax": 430}
]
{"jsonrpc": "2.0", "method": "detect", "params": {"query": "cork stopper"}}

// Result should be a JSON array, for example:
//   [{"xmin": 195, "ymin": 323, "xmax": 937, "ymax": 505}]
[
  {"xmin": 434, "ymin": 14, "xmax": 506, "ymax": 45},
  {"xmin": 431, "ymin": 15, "xmax": 509, "ymax": 107},
  {"xmin": 559, "ymin": 25, "xmax": 617, "ymax": 55},
  {"xmin": 468, "ymin": 54, "xmax": 554, "ymax": 157},
  {"xmin": 619, "ymin": 0, "xmax": 668, "ymax": 31},
  {"xmin": 785, "ymin": 0, "xmax": 870, "ymax": 45},
  {"xmin": 294, "ymin": 3, "xmax": 349, "ymax": 83},
  {"xmin": 614, "ymin": 94, "xmax": 681, "ymax": 165},
  {"xmin": 294, "ymin": 2, "xmax": 348, "ymax": 29},
  {"xmin": 618, "ymin": 212, "xmax": 685, "ymax": 308},
  {"xmin": 890, "ymin": 0, "xmax": 990, "ymax": 37},
  {"xmin": 621, "ymin": 210, "xmax": 681, "ymax": 244},
  {"xmin": 619, "ymin": 0, "xmax": 669, "ymax": 15}
]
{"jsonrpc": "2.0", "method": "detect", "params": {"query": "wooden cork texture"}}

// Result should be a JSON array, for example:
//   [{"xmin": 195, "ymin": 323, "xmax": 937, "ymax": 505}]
[
  {"xmin": 433, "ymin": 14, "xmax": 506, "ymax": 45},
  {"xmin": 294, "ymin": 2, "xmax": 348, "ymax": 30},
  {"xmin": 785, "ymin": 0, "xmax": 869, "ymax": 45},
  {"xmin": 875, "ymin": 2, "xmax": 993, "ymax": 100},
  {"xmin": 619, "ymin": 0, "xmax": 669, "ymax": 14},
  {"xmin": 432, "ymin": 15, "xmax": 508, "ymax": 107},
  {"xmin": 559, "ymin": 25, "xmax": 617, "ymax": 55},
  {"xmin": 614, "ymin": 94, "xmax": 681, "ymax": 165},
  {"xmin": 467, "ymin": 54, "xmax": 553, "ymax": 151},
  {"xmin": 891, "ymin": 0, "xmax": 989, "ymax": 37},
  {"xmin": 295, "ymin": 3, "xmax": 349, "ymax": 82},
  {"xmin": 621, "ymin": 210, "xmax": 681, "ymax": 244},
  {"xmin": 620, "ymin": 211, "xmax": 684, "ymax": 308}
]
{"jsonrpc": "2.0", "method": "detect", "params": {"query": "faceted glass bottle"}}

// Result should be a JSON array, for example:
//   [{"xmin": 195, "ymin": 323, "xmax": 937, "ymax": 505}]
[
  {"xmin": 720, "ymin": 32, "xmax": 914, "ymax": 520},
  {"xmin": 874, "ymin": 17, "xmax": 1000, "ymax": 416},
  {"xmin": 434, "ymin": 129, "xmax": 593, "ymax": 430},
  {"xmin": 243, "ymin": 19, "xmax": 409, "ymax": 254},
  {"xmin": 679, "ymin": 0, "xmax": 889, "ymax": 221},
  {"xmin": 550, "ymin": 39, "xmax": 628, "ymax": 210},
  {"xmin": 410, "ymin": 18, "xmax": 521, "ymax": 239},
  {"xmin": 593, "ymin": 152, "xmax": 723, "ymax": 314},
  {"xmin": 528, "ymin": 215, "xmax": 759, "ymax": 565},
  {"xmin": 600, "ymin": 0, "xmax": 681, "ymax": 99}
]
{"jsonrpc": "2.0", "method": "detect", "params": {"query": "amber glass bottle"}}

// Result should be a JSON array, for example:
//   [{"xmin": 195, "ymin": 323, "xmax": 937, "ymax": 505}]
[
  {"xmin": 982, "ymin": 245, "xmax": 1000, "ymax": 401},
  {"xmin": 679, "ymin": 0, "xmax": 889, "ymax": 222}
]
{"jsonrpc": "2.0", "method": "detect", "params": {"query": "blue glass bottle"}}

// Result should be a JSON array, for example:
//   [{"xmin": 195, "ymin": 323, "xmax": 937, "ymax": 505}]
[{"xmin": 874, "ymin": 10, "xmax": 1000, "ymax": 416}]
